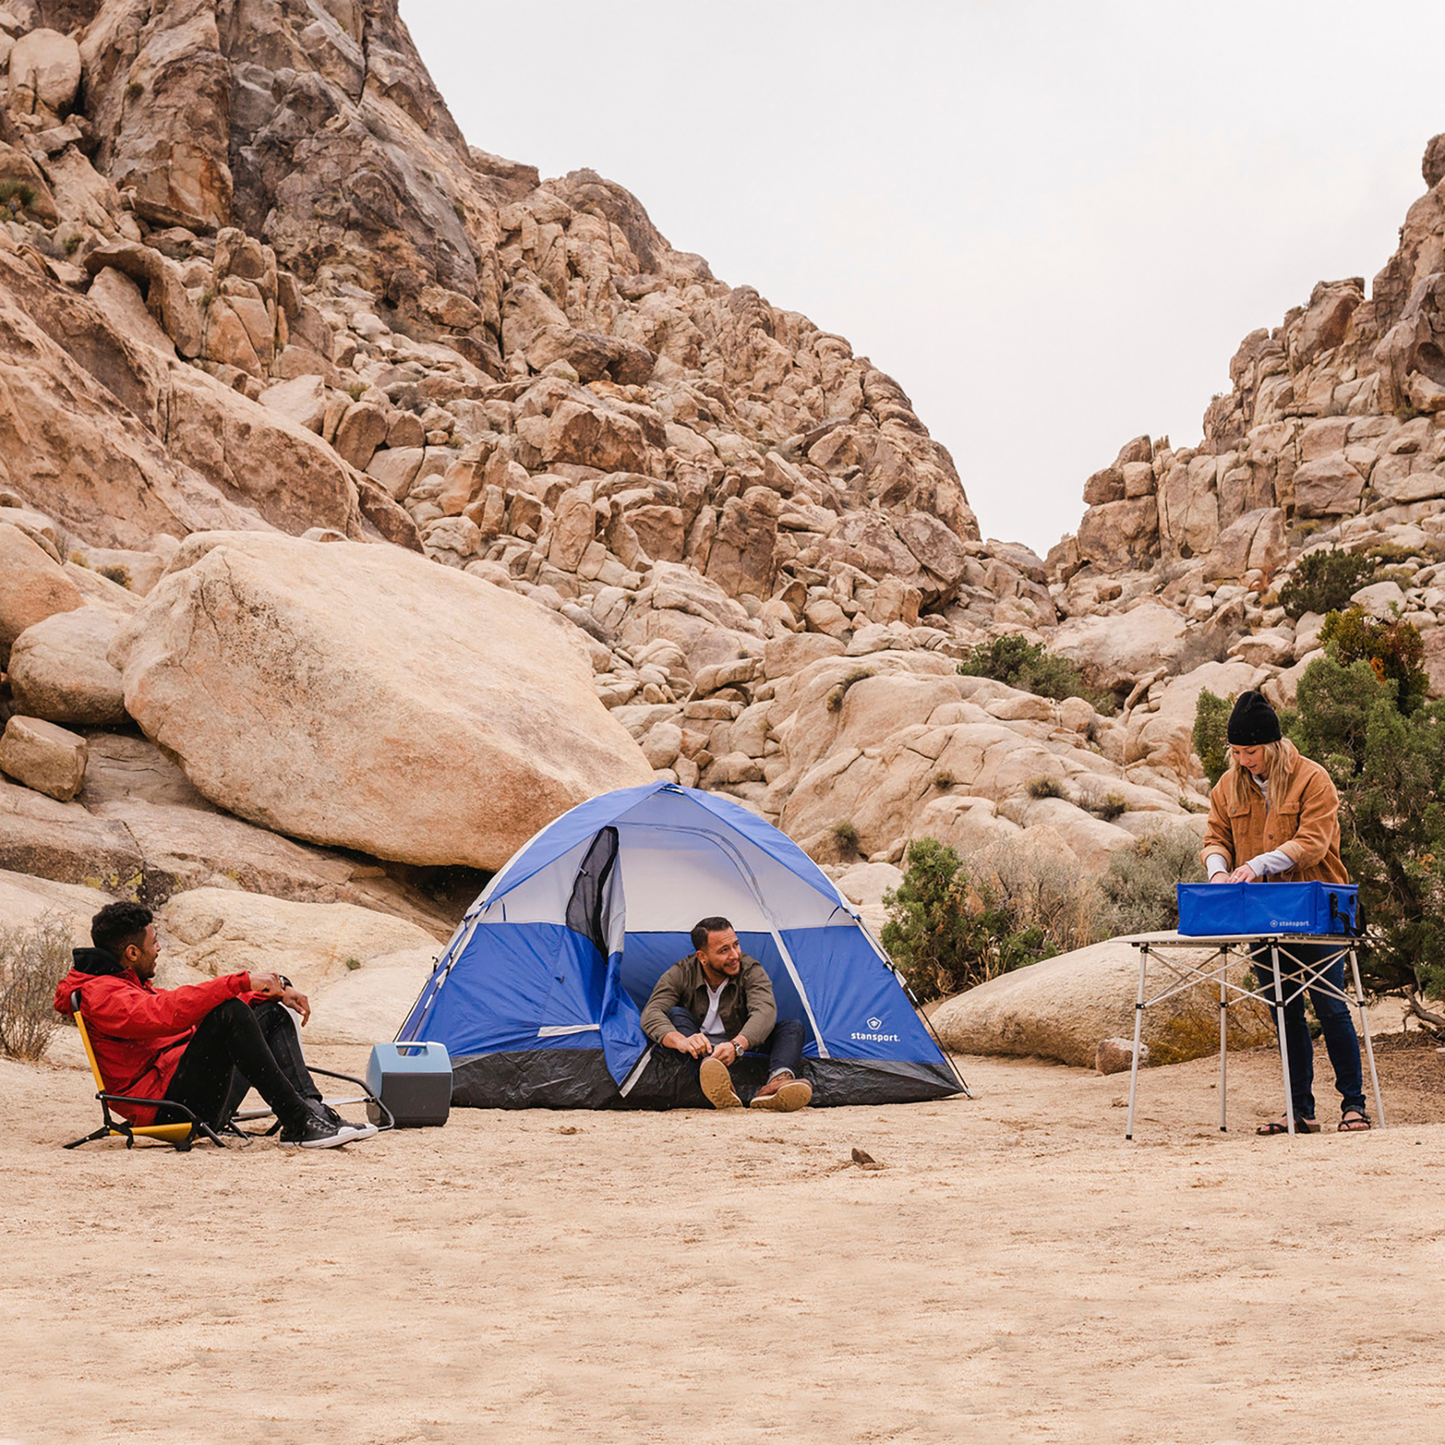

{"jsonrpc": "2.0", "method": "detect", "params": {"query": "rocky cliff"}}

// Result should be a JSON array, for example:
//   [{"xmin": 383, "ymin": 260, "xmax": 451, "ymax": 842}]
[{"xmin": 2, "ymin": 0, "xmax": 1442, "ymax": 989}]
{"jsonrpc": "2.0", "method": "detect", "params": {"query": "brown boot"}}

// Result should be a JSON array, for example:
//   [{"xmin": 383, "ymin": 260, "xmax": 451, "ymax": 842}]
[
  {"xmin": 749, "ymin": 1071, "xmax": 812, "ymax": 1112},
  {"xmin": 699, "ymin": 1056, "xmax": 743, "ymax": 1109}
]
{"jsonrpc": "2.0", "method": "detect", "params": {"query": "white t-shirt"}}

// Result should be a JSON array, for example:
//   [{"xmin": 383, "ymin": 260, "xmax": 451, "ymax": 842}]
[{"xmin": 701, "ymin": 981, "xmax": 728, "ymax": 1040}]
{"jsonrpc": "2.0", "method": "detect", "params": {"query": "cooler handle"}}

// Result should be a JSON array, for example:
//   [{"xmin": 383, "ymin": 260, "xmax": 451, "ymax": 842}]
[
  {"xmin": 1328, "ymin": 891, "xmax": 1357, "ymax": 935},
  {"xmin": 392, "ymin": 1041, "xmax": 444, "ymax": 1057}
]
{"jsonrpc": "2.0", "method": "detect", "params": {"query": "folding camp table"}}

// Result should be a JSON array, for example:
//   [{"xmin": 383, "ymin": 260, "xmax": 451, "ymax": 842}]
[{"xmin": 1124, "ymin": 933, "xmax": 1386, "ymax": 1140}]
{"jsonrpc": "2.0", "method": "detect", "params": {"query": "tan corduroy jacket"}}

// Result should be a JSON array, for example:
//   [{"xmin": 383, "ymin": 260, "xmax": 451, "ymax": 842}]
[{"xmin": 1201, "ymin": 742, "xmax": 1348, "ymax": 885}]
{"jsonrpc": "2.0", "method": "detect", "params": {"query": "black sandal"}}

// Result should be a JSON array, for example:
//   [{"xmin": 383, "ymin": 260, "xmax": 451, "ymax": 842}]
[
  {"xmin": 1257, "ymin": 1116, "xmax": 1319, "ymax": 1135},
  {"xmin": 1338, "ymin": 1110, "xmax": 1372, "ymax": 1132}
]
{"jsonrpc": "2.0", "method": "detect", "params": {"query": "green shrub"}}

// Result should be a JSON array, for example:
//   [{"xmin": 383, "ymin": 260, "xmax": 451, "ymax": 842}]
[
  {"xmin": 1026, "ymin": 776, "xmax": 1063, "ymax": 799},
  {"xmin": 831, "ymin": 821, "xmax": 860, "ymax": 856},
  {"xmin": 1099, "ymin": 827, "xmax": 1206, "ymax": 936},
  {"xmin": 1192, "ymin": 687, "xmax": 1232, "ymax": 787},
  {"xmin": 882, "ymin": 837, "xmax": 1100, "ymax": 1004},
  {"xmin": 1278, "ymin": 547, "xmax": 1375, "ymax": 619},
  {"xmin": 882, "ymin": 840, "xmax": 1034, "ymax": 1003},
  {"xmin": 0, "ymin": 913, "xmax": 74, "ymax": 1062},
  {"xmin": 0, "ymin": 180, "xmax": 37, "ymax": 213},
  {"xmin": 1082, "ymin": 788, "xmax": 1128, "ymax": 822},
  {"xmin": 125, "ymin": 80, "xmax": 143, "ymax": 101},
  {"xmin": 957, "ymin": 635, "xmax": 1114, "ymax": 713},
  {"xmin": 1318, "ymin": 606, "xmax": 1427, "ymax": 712},
  {"xmin": 98, "ymin": 564, "xmax": 132, "ymax": 590},
  {"xmin": 1289, "ymin": 652, "xmax": 1445, "ymax": 998}
]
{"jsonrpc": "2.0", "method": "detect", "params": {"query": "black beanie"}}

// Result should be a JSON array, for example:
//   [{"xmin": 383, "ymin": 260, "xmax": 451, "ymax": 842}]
[{"xmin": 1227, "ymin": 690, "xmax": 1281, "ymax": 746}]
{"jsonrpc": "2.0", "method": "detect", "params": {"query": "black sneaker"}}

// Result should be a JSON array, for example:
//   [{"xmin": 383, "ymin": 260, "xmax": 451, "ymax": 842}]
[{"xmin": 280, "ymin": 1115, "xmax": 378, "ymax": 1149}]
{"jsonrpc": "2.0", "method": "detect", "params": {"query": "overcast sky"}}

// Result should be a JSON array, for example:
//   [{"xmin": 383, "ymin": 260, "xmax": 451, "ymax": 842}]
[{"xmin": 406, "ymin": 2, "xmax": 1445, "ymax": 557}]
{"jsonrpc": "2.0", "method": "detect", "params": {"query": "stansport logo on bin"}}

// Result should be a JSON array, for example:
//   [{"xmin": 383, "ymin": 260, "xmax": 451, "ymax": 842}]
[{"xmin": 851, "ymin": 1014, "xmax": 900, "ymax": 1043}]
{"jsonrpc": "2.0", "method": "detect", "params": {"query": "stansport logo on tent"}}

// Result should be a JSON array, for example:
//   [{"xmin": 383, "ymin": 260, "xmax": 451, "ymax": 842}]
[{"xmin": 852, "ymin": 1014, "xmax": 900, "ymax": 1043}]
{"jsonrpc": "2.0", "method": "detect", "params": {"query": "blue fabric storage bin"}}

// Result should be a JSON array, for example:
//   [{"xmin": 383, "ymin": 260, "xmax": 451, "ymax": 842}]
[{"xmin": 1176, "ymin": 881, "xmax": 1359, "ymax": 936}]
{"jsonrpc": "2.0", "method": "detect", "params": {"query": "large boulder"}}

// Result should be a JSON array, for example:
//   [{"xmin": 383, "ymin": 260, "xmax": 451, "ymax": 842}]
[
  {"xmin": 7, "ymin": 607, "xmax": 127, "ymax": 726},
  {"xmin": 1050, "ymin": 599, "xmax": 1190, "ymax": 693},
  {"xmin": 111, "ymin": 533, "xmax": 655, "ymax": 868},
  {"xmin": 9, "ymin": 29, "xmax": 82, "ymax": 116},
  {"xmin": 156, "ymin": 888, "xmax": 438, "ymax": 1000},
  {"xmin": 0, "ymin": 716, "xmax": 87, "ymax": 802},
  {"xmin": 0, "ymin": 523, "xmax": 83, "ymax": 661},
  {"xmin": 930, "ymin": 933, "xmax": 1275, "ymax": 1068}
]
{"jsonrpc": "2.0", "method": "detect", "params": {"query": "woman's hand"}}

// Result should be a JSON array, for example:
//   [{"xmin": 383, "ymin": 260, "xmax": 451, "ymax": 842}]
[{"xmin": 1226, "ymin": 864, "xmax": 1259, "ymax": 883}]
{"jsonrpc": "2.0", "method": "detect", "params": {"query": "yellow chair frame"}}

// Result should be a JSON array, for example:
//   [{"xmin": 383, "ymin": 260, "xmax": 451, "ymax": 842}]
[{"xmin": 64, "ymin": 991, "xmax": 226, "ymax": 1151}]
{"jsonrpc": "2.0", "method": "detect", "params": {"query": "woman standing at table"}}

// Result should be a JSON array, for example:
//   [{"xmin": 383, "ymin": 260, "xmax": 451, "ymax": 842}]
[{"xmin": 1202, "ymin": 690, "xmax": 1369, "ymax": 1135}]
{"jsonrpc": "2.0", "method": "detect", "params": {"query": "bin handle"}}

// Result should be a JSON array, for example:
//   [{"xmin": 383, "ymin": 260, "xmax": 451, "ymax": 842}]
[{"xmin": 393, "ymin": 1042, "xmax": 440, "ymax": 1056}]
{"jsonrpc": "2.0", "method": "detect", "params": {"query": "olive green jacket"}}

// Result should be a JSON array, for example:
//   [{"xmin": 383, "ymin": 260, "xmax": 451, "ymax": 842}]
[{"xmin": 640, "ymin": 952, "xmax": 778, "ymax": 1048}]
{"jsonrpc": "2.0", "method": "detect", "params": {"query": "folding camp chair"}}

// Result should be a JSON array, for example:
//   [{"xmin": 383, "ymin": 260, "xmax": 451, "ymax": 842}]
[{"xmin": 64, "ymin": 991, "xmax": 226, "ymax": 1151}]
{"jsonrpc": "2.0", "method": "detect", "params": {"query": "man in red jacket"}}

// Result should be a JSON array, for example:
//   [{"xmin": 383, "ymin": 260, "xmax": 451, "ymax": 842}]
[{"xmin": 56, "ymin": 900, "xmax": 374, "ymax": 1149}]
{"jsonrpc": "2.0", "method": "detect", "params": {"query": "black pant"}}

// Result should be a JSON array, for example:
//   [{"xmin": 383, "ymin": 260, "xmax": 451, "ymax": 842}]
[{"xmin": 158, "ymin": 999, "xmax": 313, "ymax": 1132}]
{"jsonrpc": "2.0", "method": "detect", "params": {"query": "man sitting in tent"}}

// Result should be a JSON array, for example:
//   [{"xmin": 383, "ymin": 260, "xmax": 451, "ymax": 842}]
[
  {"xmin": 641, "ymin": 916, "xmax": 812, "ymax": 1112},
  {"xmin": 55, "ymin": 900, "xmax": 376, "ymax": 1148}
]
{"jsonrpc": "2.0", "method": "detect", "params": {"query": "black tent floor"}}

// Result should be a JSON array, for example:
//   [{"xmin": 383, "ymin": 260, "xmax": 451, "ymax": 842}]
[{"xmin": 450, "ymin": 1047, "xmax": 964, "ymax": 1110}]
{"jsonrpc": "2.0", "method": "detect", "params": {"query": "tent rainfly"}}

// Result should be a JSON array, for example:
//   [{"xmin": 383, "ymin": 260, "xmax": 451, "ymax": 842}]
[{"xmin": 397, "ymin": 783, "xmax": 967, "ymax": 1108}]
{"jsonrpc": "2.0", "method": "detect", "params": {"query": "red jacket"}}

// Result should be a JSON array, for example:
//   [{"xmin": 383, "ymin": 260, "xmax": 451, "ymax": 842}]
[{"xmin": 55, "ymin": 964, "xmax": 255, "ymax": 1124}]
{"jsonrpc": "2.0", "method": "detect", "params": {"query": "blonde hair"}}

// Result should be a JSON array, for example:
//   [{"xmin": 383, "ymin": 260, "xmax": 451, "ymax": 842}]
[{"xmin": 1226, "ymin": 736, "xmax": 1296, "ymax": 816}]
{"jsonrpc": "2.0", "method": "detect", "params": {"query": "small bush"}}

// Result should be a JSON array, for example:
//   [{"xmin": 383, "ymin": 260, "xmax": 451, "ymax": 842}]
[
  {"xmin": 98, "ymin": 564, "xmax": 132, "ymax": 589},
  {"xmin": 1279, "ymin": 548, "xmax": 1375, "ymax": 620},
  {"xmin": 347, "ymin": 381, "xmax": 366, "ymax": 402},
  {"xmin": 344, "ymin": 956, "xmax": 363, "ymax": 972},
  {"xmin": 831, "ymin": 821, "xmax": 860, "ymax": 856},
  {"xmin": 933, "ymin": 771, "xmax": 955, "ymax": 789},
  {"xmin": 882, "ymin": 837, "xmax": 1101, "ymax": 1005},
  {"xmin": 125, "ymin": 80, "xmax": 144, "ymax": 101},
  {"xmin": 63, "ymin": 234, "xmax": 82, "ymax": 257},
  {"xmin": 957, "ymin": 635, "xmax": 1114, "ymax": 713},
  {"xmin": 1099, "ymin": 827, "xmax": 1206, "ymax": 936},
  {"xmin": 0, "ymin": 913, "xmax": 74, "ymax": 1062},
  {"xmin": 0, "ymin": 180, "xmax": 37, "ymax": 213},
  {"xmin": 1081, "ymin": 788, "xmax": 1128, "ymax": 822},
  {"xmin": 1192, "ymin": 687, "xmax": 1232, "ymax": 787},
  {"xmin": 1319, "ymin": 606, "xmax": 1427, "ymax": 712},
  {"xmin": 1026, "ymin": 776, "xmax": 1063, "ymax": 799},
  {"xmin": 452, "ymin": 198, "xmax": 467, "ymax": 223}
]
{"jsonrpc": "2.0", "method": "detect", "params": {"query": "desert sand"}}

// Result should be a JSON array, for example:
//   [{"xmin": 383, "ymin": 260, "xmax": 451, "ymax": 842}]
[{"xmin": 2, "ymin": 1031, "xmax": 1443, "ymax": 1445}]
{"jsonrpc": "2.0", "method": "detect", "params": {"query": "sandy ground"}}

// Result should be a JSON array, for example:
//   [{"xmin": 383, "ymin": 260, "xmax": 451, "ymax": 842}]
[{"xmin": 3, "ymin": 1029, "xmax": 1444, "ymax": 1445}]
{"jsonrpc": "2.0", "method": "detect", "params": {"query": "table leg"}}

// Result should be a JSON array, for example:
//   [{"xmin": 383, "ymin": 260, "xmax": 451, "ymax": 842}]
[
  {"xmin": 1348, "ymin": 945, "xmax": 1386, "ymax": 1129},
  {"xmin": 1125, "ymin": 944, "xmax": 1148, "ymax": 1141},
  {"xmin": 1272, "ymin": 941, "xmax": 1295, "ymax": 1136},
  {"xmin": 1219, "ymin": 958, "xmax": 1228, "ymax": 1132}
]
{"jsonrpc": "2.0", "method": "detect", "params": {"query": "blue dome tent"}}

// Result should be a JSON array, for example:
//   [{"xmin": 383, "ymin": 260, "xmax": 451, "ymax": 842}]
[{"xmin": 397, "ymin": 783, "xmax": 967, "ymax": 1108}]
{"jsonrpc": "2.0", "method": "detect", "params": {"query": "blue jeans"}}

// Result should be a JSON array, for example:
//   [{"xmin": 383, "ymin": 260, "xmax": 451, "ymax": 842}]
[
  {"xmin": 1251, "ymin": 942, "xmax": 1365, "ymax": 1119},
  {"xmin": 667, "ymin": 1006, "xmax": 804, "ymax": 1079}
]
